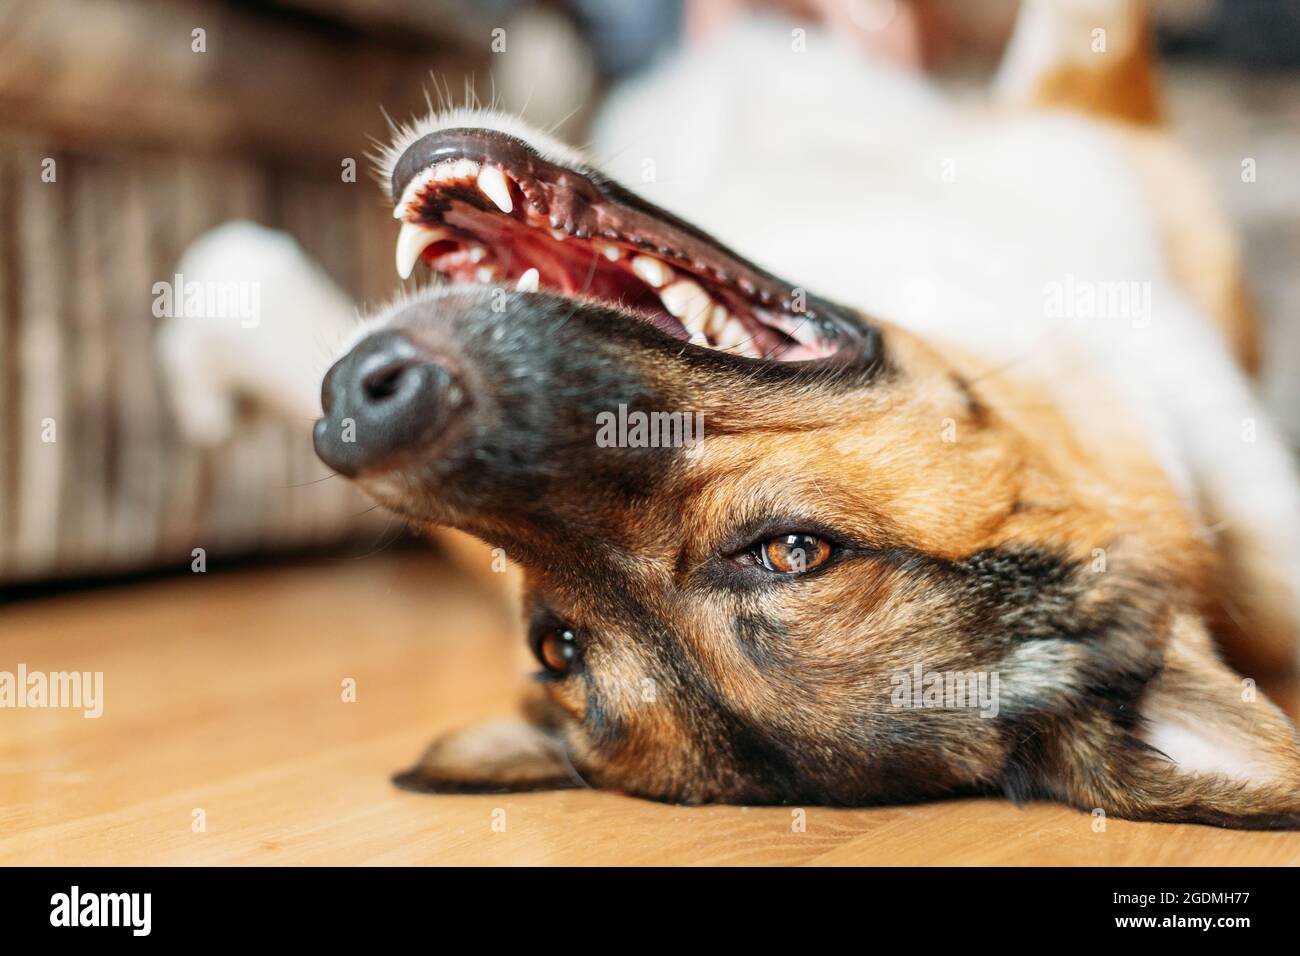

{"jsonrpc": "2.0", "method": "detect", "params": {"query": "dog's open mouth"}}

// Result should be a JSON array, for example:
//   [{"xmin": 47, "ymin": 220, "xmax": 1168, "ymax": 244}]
[{"xmin": 388, "ymin": 128, "xmax": 862, "ymax": 362}]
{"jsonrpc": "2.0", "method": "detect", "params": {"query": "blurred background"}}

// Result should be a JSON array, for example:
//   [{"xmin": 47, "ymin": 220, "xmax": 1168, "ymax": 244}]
[{"xmin": 1, "ymin": 0, "xmax": 1299, "ymax": 593}]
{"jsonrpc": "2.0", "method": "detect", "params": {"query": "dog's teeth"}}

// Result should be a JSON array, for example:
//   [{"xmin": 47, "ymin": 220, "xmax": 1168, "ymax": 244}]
[
  {"xmin": 716, "ymin": 314, "xmax": 750, "ymax": 351},
  {"xmin": 393, "ymin": 158, "xmax": 484, "ymax": 219},
  {"xmin": 593, "ymin": 239, "xmax": 622, "ymax": 261},
  {"xmin": 550, "ymin": 228, "xmax": 569, "ymax": 241},
  {"xmin": 515, "ymin": 267, "xmax": 540, "ymax": 293},
  {"xmin": 660, "ymin": 279, "xmax": 712, "ymax": 336},
  {"xmin": 631, "ymin": 255, "xmax": 673, "ymax": 288},
  {"xmin": 393, "ymin": 169, "xmax": 433, "ymax": 219},
  {"xmin": 705, "ymin": 303, "xmax": 729, "ymax": 339},
  {"xmin": 468, "ymin": 245, "xmax": 487, "ymax": 263},
  {"xmin": 395, "ymin": 222, "xmax": 445, "ymax": 279},
  {"xmin": 430, "ymin": 159, "xmax": 480, "ymax": 182},
  {"xmin": 476, "ymin": 166, "xmax": 513, "ymax": 214},
  {"xmin": 476, "ymin": 265, "xmax": 498, "ymax": 283}
]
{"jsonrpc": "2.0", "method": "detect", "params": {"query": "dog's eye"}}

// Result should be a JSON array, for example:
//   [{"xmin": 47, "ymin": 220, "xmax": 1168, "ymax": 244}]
[
  {"xmin": 754, "ymin": 534, "xmax": 833, "ymax": 574},
  {"xmin": 533, "ymin": 626, "xmax": 578, "ymax": 675}
]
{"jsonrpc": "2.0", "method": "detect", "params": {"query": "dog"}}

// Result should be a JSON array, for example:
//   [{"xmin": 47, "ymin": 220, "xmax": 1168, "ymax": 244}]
[{"xmin": 312, "ymin": 3, "xmax": 1300, "ymax": 828}]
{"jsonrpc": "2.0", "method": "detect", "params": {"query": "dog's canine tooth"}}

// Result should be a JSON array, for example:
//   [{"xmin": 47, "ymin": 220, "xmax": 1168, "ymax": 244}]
[
  {"xmin": 660, "ymin": 279, "xmax": 712, "ymax": 334},
  {"xmin": 631, "ymin": 255, "xmax": 673, "ymax": 288},
  {"xmin": 593, "ymin": 239, "xmax": 622, "ymax": 261},
  {"xmin": 704, "ymin": 303, "xmax": 729, "ymax": 339},
  {"xmin": 550, "ymin": 228, "xmax": 569, "ymax": 241},
  {"xmin": 515, "ymin": 267, "xmax": 540, "ymax": 292},
  {"xmin": 395, "ymin": 222, "xmax": 446, "ymax": 279},
  {"xmin": 476, "ymin": 165, "xmax": 513, "ymax": 214},
  {"xmin": 715, "ymin": 313, "xmax": 750, "ymax": 351}
]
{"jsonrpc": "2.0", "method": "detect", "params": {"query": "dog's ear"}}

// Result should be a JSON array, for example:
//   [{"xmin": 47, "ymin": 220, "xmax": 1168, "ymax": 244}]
[
  {"xmin": 392, "ymin": 718, "xmax": 579, "ymax": 794},
  {"xmin": 1027, "ymin": 614, "xmax": 1300, "ymax": 828}
]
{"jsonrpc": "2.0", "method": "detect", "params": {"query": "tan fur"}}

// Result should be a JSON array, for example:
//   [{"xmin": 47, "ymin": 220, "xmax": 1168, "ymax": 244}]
[
  {"xmin": 473, "ymin": 319, "xmax": 1297, "ymax": 818},
  {"xmin": 383, "ymin": 285, "xmax": 1300, "ymax": 824},
  {"xmin": 1029, "ymin": 22, "xmax": 1162, "ymax": 126},
  {"xmin": 376, "ymin": 3, "xmax": 1300, "ymax": 825}
]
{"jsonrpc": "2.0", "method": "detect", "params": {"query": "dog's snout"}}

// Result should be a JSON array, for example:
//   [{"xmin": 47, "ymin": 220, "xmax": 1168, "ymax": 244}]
[{"xmin": 313, "ymin": 331, "xmax": 461, "ymax": 477}]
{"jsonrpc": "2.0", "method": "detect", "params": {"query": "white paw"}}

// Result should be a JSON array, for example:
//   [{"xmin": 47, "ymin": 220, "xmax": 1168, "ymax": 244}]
[{"xmin": 154, "ymin": 221, "xmax": 358, "ymax": 445}]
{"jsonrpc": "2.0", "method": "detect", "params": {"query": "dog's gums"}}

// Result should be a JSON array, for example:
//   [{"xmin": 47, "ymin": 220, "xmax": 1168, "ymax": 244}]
[{"xmin": 389, "ymin": 128, "xmax": 853, "ymax": 362}]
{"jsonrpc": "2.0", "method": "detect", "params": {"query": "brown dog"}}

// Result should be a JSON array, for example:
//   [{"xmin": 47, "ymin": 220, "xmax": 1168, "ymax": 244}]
[{"xmin": 314, "ymin": 7, "xmax": 1300, "ymax": 828}]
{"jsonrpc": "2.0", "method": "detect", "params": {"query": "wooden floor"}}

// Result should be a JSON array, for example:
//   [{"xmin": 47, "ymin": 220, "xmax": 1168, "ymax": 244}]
[{"xmin": 2, "ymin": 553, "xmax": 1298, "ymax": 866}]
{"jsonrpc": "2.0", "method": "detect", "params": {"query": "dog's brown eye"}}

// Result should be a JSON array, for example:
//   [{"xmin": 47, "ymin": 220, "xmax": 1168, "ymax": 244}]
[
  {"xmin": 534, "ymin": 627, "xmax": 578, "ymax": 675},
  {"xmin": 757, "ymin": 534, "xmax": 833, "ymax": 574}
]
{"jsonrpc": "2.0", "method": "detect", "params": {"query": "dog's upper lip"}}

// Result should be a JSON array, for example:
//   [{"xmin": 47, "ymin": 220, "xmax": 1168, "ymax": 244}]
[{"xmin": 386, "ymin": 126, "xmax": 882, "ymax": 367}]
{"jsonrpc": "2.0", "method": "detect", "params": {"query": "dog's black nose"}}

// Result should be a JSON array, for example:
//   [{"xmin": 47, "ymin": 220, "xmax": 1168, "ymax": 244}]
[{"xmin": 313, "ymin": 331, "xmax": 461, "ymax": 477}]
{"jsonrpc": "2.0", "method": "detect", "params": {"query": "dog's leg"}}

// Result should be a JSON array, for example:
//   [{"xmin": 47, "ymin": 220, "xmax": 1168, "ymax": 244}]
[
  {"xmin": 996, "ymin": 0, "xmax": 1260, "ymax": 376},
  {"xmin": 995, "ymin": 1, "xmax": 1290, "ymax": 675},
  {"xmin": 995, "ymin": 0, "xmax": 1161, "ymax": 125},
  {"xmin": 156, "ymin": 221, "xmax": 357, "ymax": 442}
]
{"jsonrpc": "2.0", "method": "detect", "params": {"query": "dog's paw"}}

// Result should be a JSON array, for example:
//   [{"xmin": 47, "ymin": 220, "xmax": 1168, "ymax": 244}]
[
  {"xmin": 155, "ymin": 220, "xmax": 356, "ymax": 445},
  {"xmin": 392, "ymin": 718, "xmax": 580, "ymax": 795}
]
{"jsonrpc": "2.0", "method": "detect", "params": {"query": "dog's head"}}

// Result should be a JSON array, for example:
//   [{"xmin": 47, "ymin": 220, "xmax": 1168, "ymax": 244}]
[{"xmin": 315, "ymin": 114, "xmax": 1300, "ymax": 827}]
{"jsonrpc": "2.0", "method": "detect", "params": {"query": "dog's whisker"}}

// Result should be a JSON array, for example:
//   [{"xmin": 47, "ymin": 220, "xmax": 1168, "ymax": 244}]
[
  {"xmin": 281, "ymin": 473, "xmax": 338, "ymax": 488},
  {"xmin": 330, "ymin": 514, "xmax": 405, "ymax": 562}
]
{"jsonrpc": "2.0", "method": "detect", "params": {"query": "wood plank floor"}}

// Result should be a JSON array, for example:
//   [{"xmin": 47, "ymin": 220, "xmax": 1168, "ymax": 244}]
[{"xmin": 2, "ymin": 553, "xmax": 1298, "ymax": 866}]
